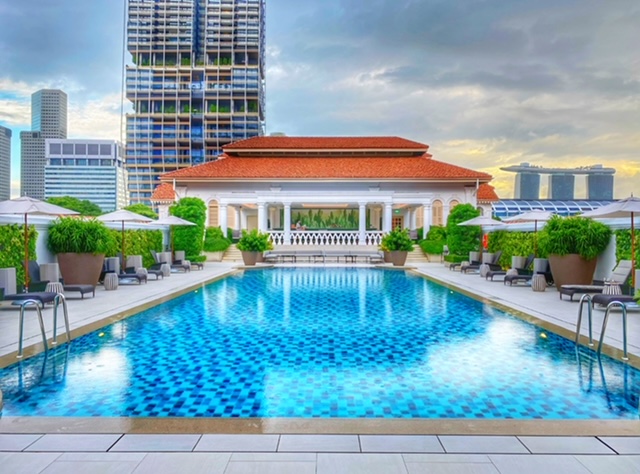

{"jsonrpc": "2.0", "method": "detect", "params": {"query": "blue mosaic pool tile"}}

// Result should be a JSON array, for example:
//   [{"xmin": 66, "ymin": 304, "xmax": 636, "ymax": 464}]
[{"xmin": 0, "ymin": 268, "xmax": 639, "ymax": 419}]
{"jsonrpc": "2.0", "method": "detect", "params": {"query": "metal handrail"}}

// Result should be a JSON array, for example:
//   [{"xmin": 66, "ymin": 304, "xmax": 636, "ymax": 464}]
[
  {"xmin": 575, "ymin": 294, "xmax": 594, "ymax": 347},
  {"xmin": 16, "ymin": 299, "xmax": 48, "ymax": 359},
  {"xmin": 597, "ymin": 301, "xmax": 629, "ymax": 361},
  {"xmin": 52, "ymin": 293, "xmax": 71, "ymax": 346}
]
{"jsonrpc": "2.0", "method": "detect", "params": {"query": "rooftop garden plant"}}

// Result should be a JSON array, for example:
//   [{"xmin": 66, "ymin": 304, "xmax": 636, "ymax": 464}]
[
  {"xmin": 47, "ymin": 217, "xmax": 114, "ymax": 255},
  {"xmin": 236, "ymin": 229, "xmax": 272, "ymax": 252},
  {"xmin": 380, "ymin": 227, "xmax": 414, "ymax": 252},
  {"xmin": 537, "ymin": 215, "xmax": 611, "ymax": 260},
  {"xmin": 445, "ymin": 204, "xmax": 481, "ymax": 256},
  {"xmin": 203, "ymin": 226, "xmax": 232, "ymax": 252}
]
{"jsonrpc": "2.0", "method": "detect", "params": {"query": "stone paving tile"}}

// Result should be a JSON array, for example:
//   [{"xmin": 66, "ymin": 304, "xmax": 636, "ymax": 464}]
[
  {"xmin": 132, "ymin": 452, "xmax": 231, "ymax": 474},
  {"xmin": 110, "ymin": 434, "xmax": 201, "ymax": 452},
  {"xmin": 489, "ymin": 454, "xmax": 591, "ymax": 474},
  {"xmin": 41, "ymin": 460, "xmax": 139, "ymax": 474},
  {"xmin": 225, "ymin": 460, "xmax": 316, "ymax": 474},
  {"xmin": 598, "ymin": 436, "xmax": 640, "ymax": 454},
  {"xmin": 575, "ymin": 454, "xmax": 640, "ymax": 474},
  {"xmin": 230, "ymin": 453, "xmax": 316, "ymax": 462},
  {"xmin": 26, "ymin": 434, "xmax": 121, "ymax": 452},
  {"xmin": 439, "ymin": 436, "xmax": 529, "ymax": 454},
  {"xmin": 518, "ymin": 436, "xmax": 614, "ymax": 454},
  {"xmin": 278, "ymin": 434, "xmax": 360, "ymax": 452},
  {"xmin": 360, "ymin": 435, "xmax": 443, "ymax": 453},
  {"xmin": 0, "ymin": 434, "xmax": 42, "ymax": 451},
  {"xmin": 405, "ymin": 462, "xmax": 500, "ymax": 474},
  {"xmin": 57, "ymin": 452, "xmax": 146, "ymax": 462},
  {"xmin": 195, "ymin": 434, "xmax": 279, "ymax": 452},
  {"xmin": 0, "ymin": 452, "xmax": 62, "ymax": 474},
  {"xmin": 403, "ymin": 454, "xmax": 493, "ymax": 463},
  {"xmin": 317, "ymin": 453, "xmax": 408, "ymax": 474}
]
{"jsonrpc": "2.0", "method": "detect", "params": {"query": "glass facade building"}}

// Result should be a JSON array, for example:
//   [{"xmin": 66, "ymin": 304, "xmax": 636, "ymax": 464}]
[
  {"xmin": 125, "ymin": 0, "xmax": 266, "ymax": 204},
  {"xmin": 0, "ymin": 126, "xmax": 11, "ymax": 200},
  {"xmin": 492, "ymin": 200, "xmax": 615, "ymax": 220},
  {"xmin": 549, "ymin": 174, "xmax": 575, "ymax": 200},
  {"xmin": 45, "ymin": 140, "xmax": 128, "ymax": 212}
]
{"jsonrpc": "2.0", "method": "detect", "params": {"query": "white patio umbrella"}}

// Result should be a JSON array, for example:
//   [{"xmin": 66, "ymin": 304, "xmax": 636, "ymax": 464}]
[
  {"xmin": 152, "ymin": 215, "xmax": 196, "ymax": 257},
  {"xmin": 503, "ymin": 209, "xmax": 555, "ymax": 257},
  {"xmin": 458, "ymin": 216, "xmax": 504, "ymax": 255},
  {"xmin": 98, "ymin": 210, "xmax": 154, "ymax": 270},
  {"xmin": 582, "ymin": 196, "xmax": 640, "ymax": 287},
  {"xmin": 0, "ymin": 196, "xmax": 79, "ymax": 290}
]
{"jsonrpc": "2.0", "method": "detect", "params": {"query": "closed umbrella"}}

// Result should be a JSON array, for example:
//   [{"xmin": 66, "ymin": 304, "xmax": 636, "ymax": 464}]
[
  {"xmin": 503, "ymin": 210, "xmax": 554, "ymax": 257},
  {"xmin": 582, "ymin": 196, "xmax": 640, "ymax": 287},
  {"xmin": 0, "ymin": 196, "xmax": 79, "ymax": 290},
  {"xmin": 97, "ymin": 210, "xmax": 154, "ymax": 270}
]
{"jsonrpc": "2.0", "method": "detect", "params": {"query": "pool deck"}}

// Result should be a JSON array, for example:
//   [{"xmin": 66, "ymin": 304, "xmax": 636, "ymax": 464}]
[{"xmin": 1, "ymin": 261, "xmax": 640, "ymax": 473}]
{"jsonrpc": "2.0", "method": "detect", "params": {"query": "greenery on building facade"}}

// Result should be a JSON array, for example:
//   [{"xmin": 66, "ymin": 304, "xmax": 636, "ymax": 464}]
[{"xmin": 0, "ymin": 224, "xmax": 37, "ymax": 288}]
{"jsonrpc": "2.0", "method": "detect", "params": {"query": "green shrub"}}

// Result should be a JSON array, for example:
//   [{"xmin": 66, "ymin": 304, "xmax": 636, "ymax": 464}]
[
  {"xmin": 426, "ymin": 225, "xmax": 447, "ymax": 241},
  {"xmin": 48, "ymin": 218, "xmax": 114, "ymax": 255},
  {"xmin": 107, "ymin": 229, "xmax": 163, "ymax": 268},
  {"xmin": 124, "ymin": 203, "xmax": 158, "ymax": 219},
  {"xmin": 444, "ymin": 254, "xmax": 467, "ymax": 263},
  {"xmin": 237, "ymin": 229, "xmax": 272, "ymax": 252},
  {"xmin": 380, "ymin": 227, "xmax": 414, "ymax": 252},
  {"xmin": 537, "ymin": 215, "xmax": 612, "ymax": 260},
  {"xmin": 0, "ymin": 224, "xmax": 37, "ymax": 288},
  {"xmin": 487, "ymin": 230, "xmax": 537, "ymax": 268},
  {"xmin": 420, "ymin": 239, "xmax": 445, "ymax": 254},
  {"xmin": 204, "ymin": 226, "xmax": 231, "ymax": 252},
  {"xmin": 170, "ymin": 198, "xmax": 207, "ymax": 258},
  {"xmin": 446, "ymin": 204, "xmax": 481, "ymax": 255},
  {"xmin": 615, "ymin": 229, "xmax": 640, "ymax": 269}
]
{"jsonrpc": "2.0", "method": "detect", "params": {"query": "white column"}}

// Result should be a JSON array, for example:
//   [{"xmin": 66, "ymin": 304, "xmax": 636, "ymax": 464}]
[
  {"xmin": 358, "ymin": 202, "xmax": 367, "ymax": 245},
  {"xmin": 234, "ymin": 206, "xmax": 241, "ymax": 231},
  {"xmin": 410, "ymin": 208, "xmax": 417, "ymax": 230},
  {"xmin": 219, "ymin": 204, "xmax": 228, "ymax": 235},
  {"xmin": 383, "ymin": 203, "xmax": 393, "ymax": 232},
  {"xmin": 443, "ymin": 205, "xmax": 451, "ymax": 227},
  {"xmin": 423, "ymin": 204, "xmax": 432, "ymax": 236},
  {"xmin": 283, "ymin": 202, "xmax": 292, "ymax": 245},
  {"xmin": 240, "ymin": 207, "xmax": 247, "ymax": 230},
  {"xmin": 257, "ymin": 203, "xmax": 266, "ymax": 232}
]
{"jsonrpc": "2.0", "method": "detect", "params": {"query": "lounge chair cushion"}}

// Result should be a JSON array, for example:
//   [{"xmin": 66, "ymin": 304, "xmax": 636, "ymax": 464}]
[
  {"xmin": 63, "ymin": 284, "xmax": 96, "ymax": 298},
  {"xmin": 591, "ymin": 293, "xmax": 635, "ymax": 307}
]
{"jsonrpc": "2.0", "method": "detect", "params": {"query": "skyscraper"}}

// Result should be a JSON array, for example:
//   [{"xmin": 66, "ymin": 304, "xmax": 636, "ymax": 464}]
[
  {"xmin": 20, "ymin": 89, "xmax": 68, "ymax": 199},
  {"xmin": 125, "ymin": 0, "xmax": 266, "ymax": 204},
  {"xmin": 0, "ymin": 125, "xmax": 11, "ymax": 200}
]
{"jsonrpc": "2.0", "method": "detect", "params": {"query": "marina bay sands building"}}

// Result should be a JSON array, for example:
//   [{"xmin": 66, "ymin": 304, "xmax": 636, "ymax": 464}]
[{"xmin": 501, "ymin": 163, "xmax": 615, "ymax": 201}]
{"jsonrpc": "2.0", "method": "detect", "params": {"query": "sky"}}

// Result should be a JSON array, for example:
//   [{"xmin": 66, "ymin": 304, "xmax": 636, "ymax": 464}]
[{"xmin": 0, "ymin": 0, "xmax": 638, "ymax": 199}]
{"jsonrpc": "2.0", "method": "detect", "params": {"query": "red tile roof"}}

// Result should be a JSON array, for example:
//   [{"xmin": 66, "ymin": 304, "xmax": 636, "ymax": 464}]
[
  {"xmin": 477, "ymin": 183, "xmax": 499, "ymax": 201},
  {"xmin": 162, "ymin": 155, "xmax": 492, "ymax": 181},
  {"xmin": 151, "ymin": 183, "xmax": 176, "ymax": 202},
  {"xmin": 224, "ymin": 136, "xmax": 429, "ymax": 151}
]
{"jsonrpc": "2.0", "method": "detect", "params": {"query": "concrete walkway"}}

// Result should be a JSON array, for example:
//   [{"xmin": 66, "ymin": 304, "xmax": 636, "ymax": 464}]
[{"xmin": 1, "ymin": 261, "xmax": 640, "ymax": 473}]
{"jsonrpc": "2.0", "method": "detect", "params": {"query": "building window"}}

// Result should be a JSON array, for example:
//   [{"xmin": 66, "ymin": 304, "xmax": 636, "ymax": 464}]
[
  {"xmin": 88, "ymin": 144, "xmax": 99, "ymax": 155},
  {"xmin": 432, "ymin": 200, "xmax": 443, "ymax": 226},
  {"xmin": 62, "ymin": 144, "xmax": 74, "ymax": 155},
  {"xmin": 75, "ymin": 144, "xmax": 87, "ymax": 155},
  {"xmin": 100, "ymin": 144, "xmax": 112, "ymax": 155},
  {"xmin": 49, "ymin": 143, "xmax": 61, "ymax": 155}
]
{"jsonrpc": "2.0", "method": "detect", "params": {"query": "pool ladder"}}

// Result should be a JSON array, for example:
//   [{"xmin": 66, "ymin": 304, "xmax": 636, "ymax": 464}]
[
  {"xmin": 575, "ymin": 294, "xmax": 630, "ymax": 361},
  {"xmin": 17, "ymin": 294, "xmax": 71, "ymax": 359}
]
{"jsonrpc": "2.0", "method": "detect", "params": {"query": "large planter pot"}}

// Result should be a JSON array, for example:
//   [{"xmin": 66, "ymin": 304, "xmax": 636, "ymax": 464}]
[
  {"xmin": 383, "ymin": 251, "xmax": 392, "ymax": 263},
  {"xmin": 548, "ymin": 254, "xmax": 597, "ymax": 290},
  {"xmin": 204, "ymin": 251, "xmax": 225, "ymax": 262},
  {"xmin": 389, "ymin": 251, "xmax": 408, "ymax": 266},
  {"xmin": 57, "ymin": 253, "xmax": 105, "ymax": 286},
  {"xmin": 241, "ymin": 251, "xmax": 260, "ymax": 266}
]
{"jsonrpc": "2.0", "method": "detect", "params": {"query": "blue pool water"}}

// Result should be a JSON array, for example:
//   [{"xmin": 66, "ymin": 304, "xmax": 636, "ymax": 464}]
[{"xmin": 0, "ymin": 268, "xmax": 638, "ymax": 419}]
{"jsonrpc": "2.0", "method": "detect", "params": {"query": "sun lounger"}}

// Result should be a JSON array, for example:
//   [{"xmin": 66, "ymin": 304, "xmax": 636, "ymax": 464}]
[
  {"xmin": 2, "ymin": 282, "xmax": 57, "ymax": 308},
  {"xmin": 462, "ymin": 251, "xmax": 503, "ymax": 274},
  {"xmin": 559, "ymin": 260, "xmax": 632, "ymax": 301},
  {"xmin": 591, "ymin": 293, "xmax": 636, "ymax": 307},
  {"xmin": 62, "ymin": 284, "xmax": 96, "ymax": 299},
  {"xmin": 487, "ymin": 254, "xmax": 534, "ymax": 282}
]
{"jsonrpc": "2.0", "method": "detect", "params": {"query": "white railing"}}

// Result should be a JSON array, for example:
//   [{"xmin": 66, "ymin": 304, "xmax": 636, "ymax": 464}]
[{"xmin": 268, "ymin": 231, "xmax": 384, "ymax": 246}]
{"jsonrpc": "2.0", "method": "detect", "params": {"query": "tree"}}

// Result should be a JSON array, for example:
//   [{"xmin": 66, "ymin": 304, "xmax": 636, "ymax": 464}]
[
  {"xmin": 446, "ymin": 203, "xmax": 482, "ymax": 256},
  {"xmin": 46, "ymin": 196, "xmax": 103, "ymax": 216},
  {"xmin": 170, "ymin": 197, "xmax": 207, "ymax": 258},
  {"xmin": 124, "ymin": 203, "xmax": 158, "ymax": 219}
]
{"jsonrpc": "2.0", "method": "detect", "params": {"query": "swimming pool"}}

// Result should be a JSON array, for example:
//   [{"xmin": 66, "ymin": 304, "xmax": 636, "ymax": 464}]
[{"xmin": 0, "ymin": 268, "xmax": 638, "ymax": 419}]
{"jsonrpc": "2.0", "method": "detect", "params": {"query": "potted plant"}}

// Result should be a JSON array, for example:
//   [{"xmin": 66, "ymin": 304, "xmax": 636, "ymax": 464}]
[
  {"xmin": 236, "ymin": 229, "xmax": 272, "ymax": 266},
  {"xmin": 380, "ymin": 227, "xmax": 414, "ymax": 266},
  {"xmin": 48, "ymin": 217, "xmax": 115, "ymax": 285},
  {"xmin": 537, "ymin": 215, "xmax": 612, "ymax": 289},
  {"xmin": 203, "ymin": 226, "xmax": 231, "ymax": 261}
]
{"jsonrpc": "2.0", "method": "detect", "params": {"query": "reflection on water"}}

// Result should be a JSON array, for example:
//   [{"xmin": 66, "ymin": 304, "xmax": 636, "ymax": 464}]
[{"xmin": 0, "ymin": 268, "xmax": 639, "ymax": 419}]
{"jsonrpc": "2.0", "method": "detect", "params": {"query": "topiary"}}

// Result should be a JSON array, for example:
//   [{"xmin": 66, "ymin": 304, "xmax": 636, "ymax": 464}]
[
  {"xmin": 204, "ymin": 226, "xmax": 232, "ymax": 252},
  {"xmin": 446, "ymin": 204, "xmax": 481, "ymax": 255},
  {"xmin": 170, "ymin": 198, "xmax": 207, "ymax": 258}
]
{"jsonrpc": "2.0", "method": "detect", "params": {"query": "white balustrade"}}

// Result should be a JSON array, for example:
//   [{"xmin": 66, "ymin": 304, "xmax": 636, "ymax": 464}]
[{"xmin": 267, "ymin": 231, "xmax": 384, "ymax": 247}]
